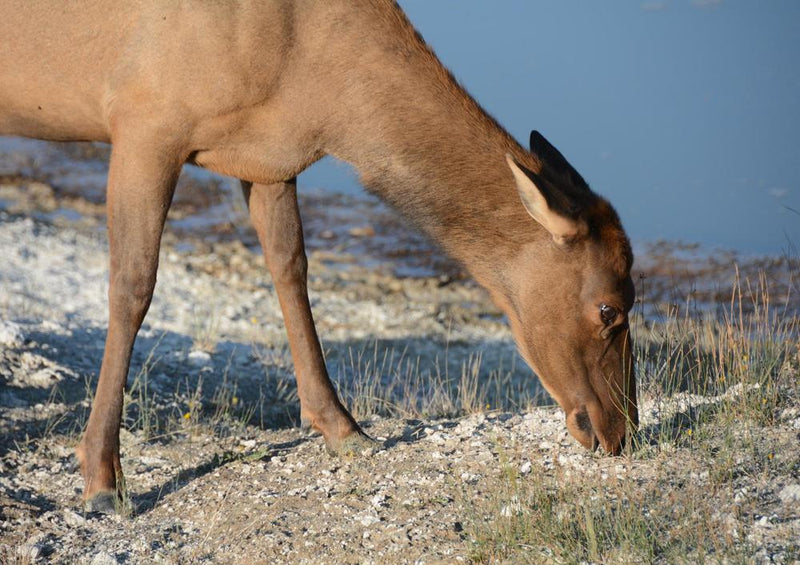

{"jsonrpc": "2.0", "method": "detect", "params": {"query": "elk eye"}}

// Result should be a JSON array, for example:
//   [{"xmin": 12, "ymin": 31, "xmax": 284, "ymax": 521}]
[{"xmin": 600, "ymin": 304, "xmax": 618, "ymax": 326}]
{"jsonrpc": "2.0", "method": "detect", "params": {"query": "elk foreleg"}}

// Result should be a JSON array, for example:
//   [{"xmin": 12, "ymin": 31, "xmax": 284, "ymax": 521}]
[
  {"xmin": 241, "ymin": 179, "xmax": 376, "ymax": 456},
  {"xmin": 76, "ymin": 136, "xmax": 182, "ymax": 513}
]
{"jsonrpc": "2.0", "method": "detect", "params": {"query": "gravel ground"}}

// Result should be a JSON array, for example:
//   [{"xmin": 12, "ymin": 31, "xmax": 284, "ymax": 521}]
[
  {"xmin": 1, "ymin": 142, "xmax": 799, "ymax": 564},
  {"xmin": 0, "ymin": 204, "xmax": 534, "ymax": 564}
]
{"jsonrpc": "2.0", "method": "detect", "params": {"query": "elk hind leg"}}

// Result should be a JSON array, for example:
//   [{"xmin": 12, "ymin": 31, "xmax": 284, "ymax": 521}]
[{"xmin": 241, "ymin": 179, "xmax": 377, "ymax": 456}]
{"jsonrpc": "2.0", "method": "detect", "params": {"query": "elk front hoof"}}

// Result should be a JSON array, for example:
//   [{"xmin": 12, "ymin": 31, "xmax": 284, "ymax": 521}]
[
  {"xmin": 325, "ymin": 430, "xmax": 381, "ymax": 458},
  {"xmin": 84, "ymin": 491, "xmax": 121, "ymax": 515}
]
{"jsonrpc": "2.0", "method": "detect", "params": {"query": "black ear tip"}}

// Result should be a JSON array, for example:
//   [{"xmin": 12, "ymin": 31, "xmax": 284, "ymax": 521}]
[{"xmin": 529, "ymin": 130, "xmax": 547, "ymax": 152}]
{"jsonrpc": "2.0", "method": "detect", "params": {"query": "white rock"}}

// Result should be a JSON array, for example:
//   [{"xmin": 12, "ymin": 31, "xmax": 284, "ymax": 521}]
[
  {"xmin": 358, "ymin": 513, "xmax": 381, "ymax": 527},
  {"xmin": 62, "ymin": 509, "xmax": 86, "ymax": 527},
  {"xmin": 0, "ymin": 320, "xmax": 23, "ymax": 346},
  {"xmin": 778, "ymin": 484, "xmax": 800, "ymax": 504},
  {"xmin": 16, "ymin": 543, "xmax": 40, "ymax": 561},
  {"xmin": 27, "ymin": 368, "xmax": 61, "ymax": 387},
  {"xmin": 426, "ymin": 431, "xmax": 447, "ymax": 444},
  {"xmin": 187, "ymin": 350, "xmax": 212, "ymax": 366},
  {"xmin": 91, "ymin": 552, "xmax": 120, "ymax": 565},
  {"xmin": 519, "ymin": 460, "xmax": 532, "ymax": 475}
]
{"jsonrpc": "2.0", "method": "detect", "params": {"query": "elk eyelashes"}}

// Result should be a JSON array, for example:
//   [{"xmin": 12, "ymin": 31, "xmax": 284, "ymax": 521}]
[{"xmin": 599, "ymin": 304, "xmax": 618, "ymax": 326}]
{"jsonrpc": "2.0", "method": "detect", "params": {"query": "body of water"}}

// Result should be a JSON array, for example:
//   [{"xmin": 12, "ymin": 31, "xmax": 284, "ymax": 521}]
[
  {"xmin": 301, "ymin": 1, "xmax": 800, "ymax": 256},
  {"xmin": 3, "ymin": 2, "xmax": 798, "ymax": 256}
]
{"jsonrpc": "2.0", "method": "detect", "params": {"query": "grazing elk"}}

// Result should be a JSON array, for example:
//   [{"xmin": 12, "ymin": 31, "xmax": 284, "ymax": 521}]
[{"xmin": 0, "ymin": 0, "xmax": 637, "ymax": 512}]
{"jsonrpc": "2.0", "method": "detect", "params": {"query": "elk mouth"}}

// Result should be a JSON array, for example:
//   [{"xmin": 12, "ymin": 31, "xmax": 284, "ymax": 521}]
[{"xmin": 571, "ymin": 404, "xmax": 628, "ymax": 455}]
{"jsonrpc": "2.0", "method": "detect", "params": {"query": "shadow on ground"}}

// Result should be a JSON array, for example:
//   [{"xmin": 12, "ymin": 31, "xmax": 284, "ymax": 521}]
[{"xmin": 1, "ymin": 322, "xmax": 542, "ymax": 458}]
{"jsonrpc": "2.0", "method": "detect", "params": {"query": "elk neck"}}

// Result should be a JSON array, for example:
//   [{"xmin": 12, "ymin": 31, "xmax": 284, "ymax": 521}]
[{"xmin": 309, "ymin": 2, "xmax": 544, "ymax": 288}]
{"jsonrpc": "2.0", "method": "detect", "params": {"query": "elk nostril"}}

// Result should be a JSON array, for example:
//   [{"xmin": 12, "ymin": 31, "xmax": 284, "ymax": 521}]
[{"xmin": 575, "ymin": 410, "xmax": 593, "ymax": 435}]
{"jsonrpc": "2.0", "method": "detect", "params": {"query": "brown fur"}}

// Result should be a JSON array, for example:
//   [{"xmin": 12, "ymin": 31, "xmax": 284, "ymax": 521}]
[{"xmin": 1, "ymin": 0, "xmax": 637, "ymax": 509}]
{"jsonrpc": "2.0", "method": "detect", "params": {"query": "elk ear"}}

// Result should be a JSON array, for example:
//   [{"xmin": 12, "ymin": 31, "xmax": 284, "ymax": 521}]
[
  {"xmin": 505, "ymin": 154, "xmax": 588, "ymax": 245},
  {"xmin": 530, "ymin": 130, "xmax": 589, "ymax": 188},
  {"xmin": 530, "ymin": 130, "xmax": 567, "ymax": 171}
]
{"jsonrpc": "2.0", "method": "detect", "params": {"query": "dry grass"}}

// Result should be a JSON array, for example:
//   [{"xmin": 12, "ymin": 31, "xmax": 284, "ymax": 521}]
[
  {"xmin": 32, "ymin": 258, "xmax": 796, "ymax": 564},
  {"xmin": 0, "ymin": 546, "xmax": 35, "ymax": 565},
  {"xmin": 331, "ymin": 343, "xmax": 540, "ymax": 421},
  {"xmin": 464, "ymin": 268, "xmax": 799, "ymax": 564}
]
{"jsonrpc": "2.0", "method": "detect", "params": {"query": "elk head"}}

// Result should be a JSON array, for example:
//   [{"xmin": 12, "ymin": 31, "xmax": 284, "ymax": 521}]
[{"xmin": 503, "ymin": 131, "xmax": 637, "ymax": 454}]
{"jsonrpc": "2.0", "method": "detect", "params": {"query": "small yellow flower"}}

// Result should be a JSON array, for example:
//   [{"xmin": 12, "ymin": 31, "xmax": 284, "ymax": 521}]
[
  {"xmin": 686, "ymin": 429, "xmax": 693, "ymax": 436},
  {"xmin": 767, "ymin": 453, "xmax": 774, "ymax": 460},
  {"xmin": 485, "ymin": 403, "xmax": 490, "ymax": 410},
  {"xmin": 183, "ymin": 412, "xmax": 191, "ymax": 420},
  {"xmin": 250, "ymin": 317, "xmax": 258, "ymax": 325},
  {"xmin": 232, "ymin": 396, "xmax": 239, "ymax": 406}
]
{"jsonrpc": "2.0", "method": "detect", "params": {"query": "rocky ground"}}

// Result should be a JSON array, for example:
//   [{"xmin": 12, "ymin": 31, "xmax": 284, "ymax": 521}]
[{"xmin": 0, "ymin": 140, "xmax": 798, "ymax": 564}]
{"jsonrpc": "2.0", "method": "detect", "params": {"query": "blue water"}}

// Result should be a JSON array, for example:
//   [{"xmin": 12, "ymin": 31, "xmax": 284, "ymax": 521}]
[{"xmin": 301, "ymin": 1, "xmax": 800, "ymax": 256}]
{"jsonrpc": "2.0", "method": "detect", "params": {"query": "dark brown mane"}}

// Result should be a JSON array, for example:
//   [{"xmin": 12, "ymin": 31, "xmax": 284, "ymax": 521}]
[{"xmin": 380, "ymin": 0, "xmax": 531, "ymax": 165}]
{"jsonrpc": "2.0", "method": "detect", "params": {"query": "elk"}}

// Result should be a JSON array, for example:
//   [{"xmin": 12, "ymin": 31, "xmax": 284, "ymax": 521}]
[{"xmin": 0, "ymin": 0, "xmax": 638, "ymax": 512}]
